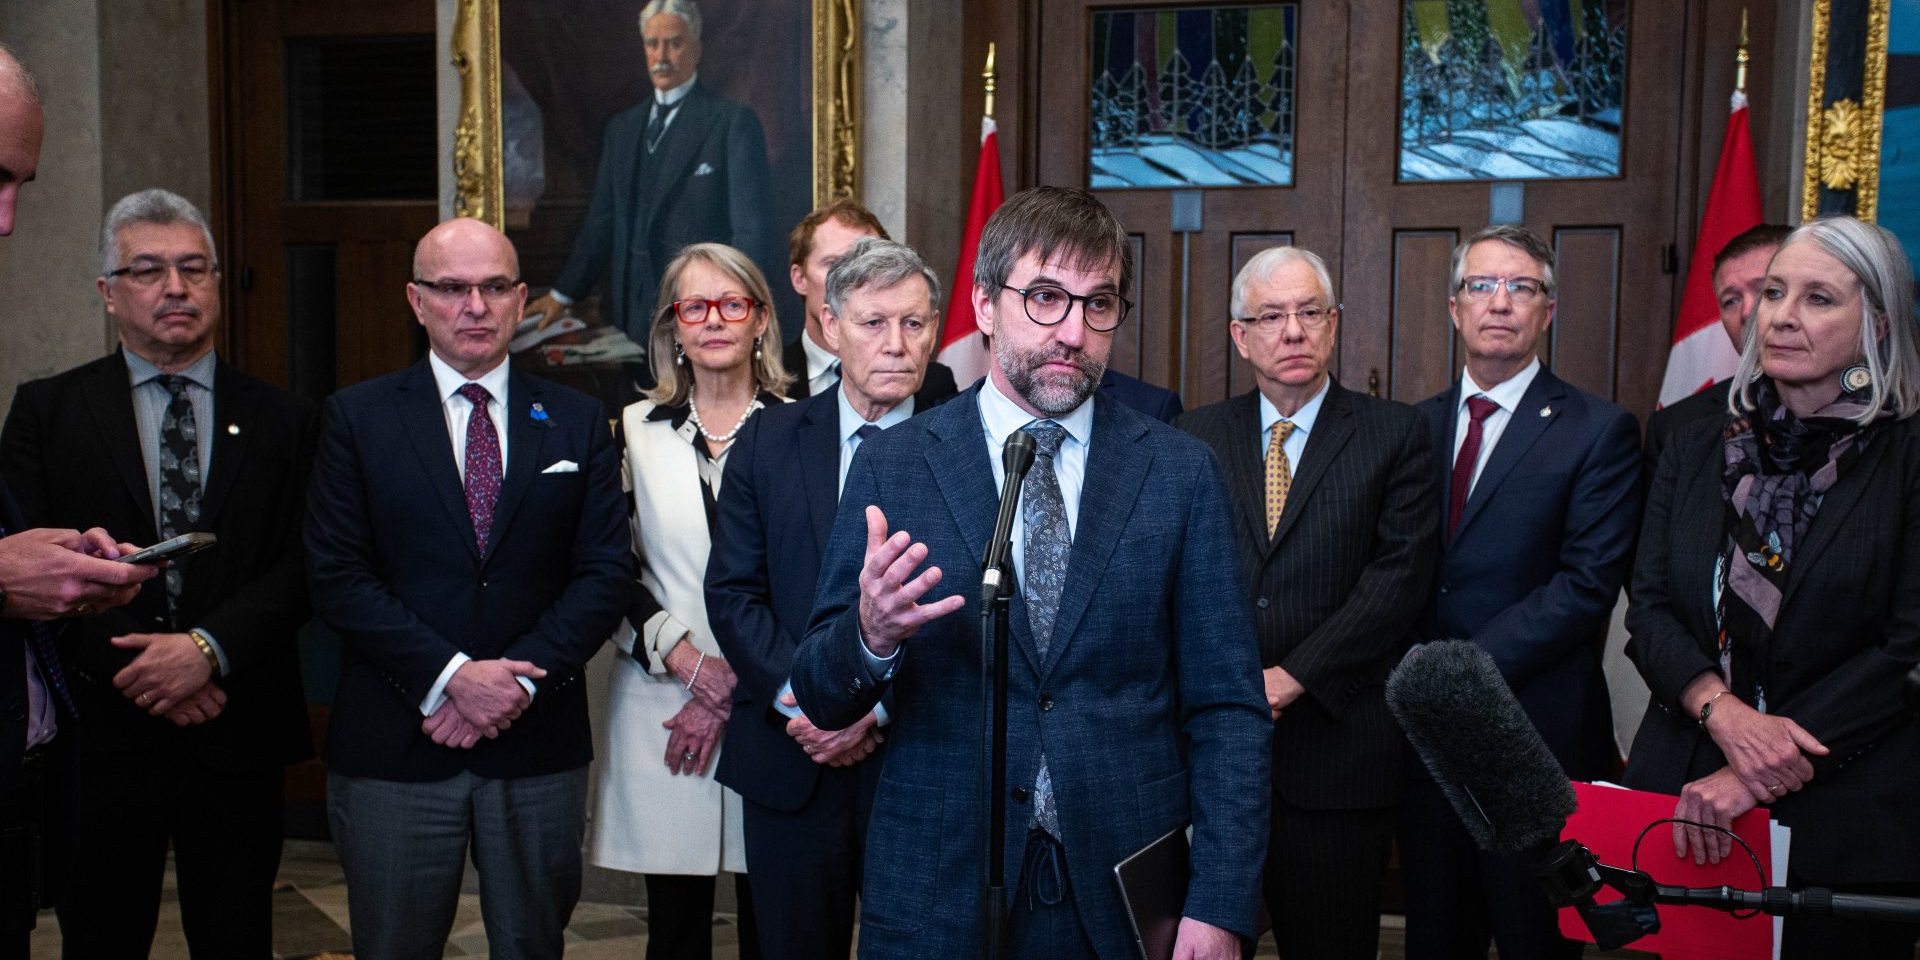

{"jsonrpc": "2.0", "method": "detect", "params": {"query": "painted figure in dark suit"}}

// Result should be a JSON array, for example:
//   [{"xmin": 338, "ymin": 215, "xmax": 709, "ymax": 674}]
[
  {"xmin": 782, "ymin": 199, "xmax": 959, "ymax": 403},
  {"xmin": 1624, "ymin": 216, "xmax": 1920, "ymax": 958},
  {"xmin": 0, "ymin": 53, "xmax": 157, "ymax": 959},
  {"xmin": 1643, "ymin": 224, "xmax": 1789, "ymax": 481},
  {"xmin": 707, "ymin": 237, "xmax": 957, "ymax": 958},
  {"xmin": 1178, "ymin": 246, "xmax": 1437, "ymax": 960},
  {"xmin": 527, "ymin": 0, "xmax": 776, "ymax": 349},
  {"xmin": 1402, "ymin": 224, "xmax": 1641, "ymax": 960},
  {"xmin": 790, "ymin": 187, "xmax": 1269, "ymax": 959},
  {"xmin": 0, "ymin": 189, "xmax": 316, "ymax": 959},
  {"xmin": 306, "ymin": 219, "xmax": 630, "ymax": 960}
]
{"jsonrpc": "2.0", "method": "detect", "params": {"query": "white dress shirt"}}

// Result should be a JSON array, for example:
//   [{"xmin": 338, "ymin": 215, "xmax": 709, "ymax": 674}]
[
  {"xmin": 1451, "ymin": 357, "xmax": 1542, "ymax": 495},
  {"xmin": 802, "ymin": 330, "xmax": 840, "ymax": 398},
  {"xmin": 419, "ymin": 352, "xmax": 531, "ymax": 715}
]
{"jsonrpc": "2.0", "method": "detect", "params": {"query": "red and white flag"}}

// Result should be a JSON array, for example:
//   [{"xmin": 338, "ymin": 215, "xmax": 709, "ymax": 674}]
[
  {"xmin": 1658, "ymin": 91, "xmax": 1764, "ymax": 407},
  {"xmin": 938, "ymin": 115, "xmax": 1003, "ymax": 388}
]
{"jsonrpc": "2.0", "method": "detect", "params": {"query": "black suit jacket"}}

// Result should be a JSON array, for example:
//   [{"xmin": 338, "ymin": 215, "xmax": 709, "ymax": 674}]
[
  {"xmin": 1622, "ymin": 413, "xmax": 1920, "ymax": 884},
  {"xmin": 305, "ymin": 360, "xmax": 631, "ymax": 781},
  {"xmin": 1415, "ymin": 368, "xmax": 1641, "ymax": 779},
  {"xmin": 1179, "ymin": 382, "xmax": 1437, "ymax": 809},
  {"xmin": 554, "ymin": 83, "xmax": 776, "ymax": 339},
  {"xmin": 779, "ymin": 337, "xmax": 962, "ymax": 404},
  {"xmin": 1642, "ymin": 380, "xmax": 1730, "ymax": 487},
  {"xmin": 1101, "ymin": 369, "xmax": 1184, "ymax": 423},
  {"xmin": 0, "ymin": 352, "xmax": 316, "ymax": 770},
  {"xmin": 705, "ymin": 380, "xmax": 955, "ymax": 811}
]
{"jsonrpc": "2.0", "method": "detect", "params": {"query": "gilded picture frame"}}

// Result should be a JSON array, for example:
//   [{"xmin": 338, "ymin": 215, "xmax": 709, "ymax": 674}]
[
  {"xmin": 1800, "ymin": 0, "xmax": 1893, "ymax": 220},
  {"xmin": 450, "ymin": 0, "xmax": 860, "ymax": 228}
]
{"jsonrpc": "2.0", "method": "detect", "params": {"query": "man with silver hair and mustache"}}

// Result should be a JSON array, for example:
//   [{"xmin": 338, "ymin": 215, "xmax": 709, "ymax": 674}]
[
  {"xmin": 528, "ymin": 0, "xmax": 778, "ymax": 355},
  {"xmin": 1, "ymin": 188, "xmax": 318, "ymax": 957}
]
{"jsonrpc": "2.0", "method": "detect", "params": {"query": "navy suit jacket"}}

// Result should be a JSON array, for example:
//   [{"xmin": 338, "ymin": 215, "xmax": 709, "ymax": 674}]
[
  {"xmin": 1100, "ymin": 368, "xmax": 1184, "ymax": 423},
  {"xmin": 1416, "ymin": 367, "xmax": 1641, "ymax": 779},
  {"xmin": 554, "ymin": 83, "xmax": 776, "ymax": 339},
  {"xmin": 305, "ymin": 359, "xmax": 631, "ymax": 781},
  {"xmin": 790, "ymin": 386, "xmax": 1270, "ymax": 958},
  {"xmin": 705, "ymin": 381, "xmax": 954, "ymax": 810}
]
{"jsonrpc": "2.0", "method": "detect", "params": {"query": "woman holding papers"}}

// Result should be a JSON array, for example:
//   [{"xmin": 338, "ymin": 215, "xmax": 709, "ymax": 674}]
[
  {"xmin": 1623, "ymin": 216, "xmax": 1920, "ymax": 958},
  {"xmin": 589, "ymin": 243, "xmax": 791, "ymax": 959}
]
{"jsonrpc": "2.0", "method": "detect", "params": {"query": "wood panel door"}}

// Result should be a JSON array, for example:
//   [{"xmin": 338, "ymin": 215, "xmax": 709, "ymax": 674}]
[
  {"xmin": 1339, "ymin": 0, "xmax": 1685, "ymax": 416},
  {"xmin": 1024, "ymin": 0, "xmax": 1684, "ymax": 417},
  {"xmin": 220, "ymin": 0, "xmax": 438, "ymax": 400},
  {"xmin": 1035, "ymin": 1, "xmax": 1349, "ymax": 404}
]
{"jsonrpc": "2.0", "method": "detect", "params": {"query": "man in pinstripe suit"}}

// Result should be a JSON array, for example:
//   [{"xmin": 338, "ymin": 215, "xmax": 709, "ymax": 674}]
[{"xmin": 1179, "ymin": 246, "xmax": 1439, "ymax": 960}]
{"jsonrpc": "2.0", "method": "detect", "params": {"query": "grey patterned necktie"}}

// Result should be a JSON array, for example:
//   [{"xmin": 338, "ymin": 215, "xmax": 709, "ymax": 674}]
[
  {"xmin": 1021, "ymin": 421, "xmax": 1071, "ymax": 838},
  {"xmin": 156, "ymin": 375, "xmax": 202, "ymax": 607}
]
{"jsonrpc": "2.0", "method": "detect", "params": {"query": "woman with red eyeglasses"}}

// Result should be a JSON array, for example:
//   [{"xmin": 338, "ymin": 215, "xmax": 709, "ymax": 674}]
[{"xmin": 589, "ymin": 242, "xmax": 791, "ymax": 959}]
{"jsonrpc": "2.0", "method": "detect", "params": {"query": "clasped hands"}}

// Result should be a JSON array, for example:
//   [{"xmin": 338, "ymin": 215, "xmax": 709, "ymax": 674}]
[
  {"xmin": 662, "ymin": 637, "xmax": 735, "ymax": 776},
  {"xmin": 422, "ymin": 658, "xmax": 547, "ymax": 750},
  {"xmin": 781, "ymin": 691, "xmax": 882, "ymax": 767},
  {"xmin": 111, "ymin": 632, "xmax": 225, "ymax": 726},
  {"xmin": 1671, "ymin": 675, "xmax": 1830, "ymax": 865}
]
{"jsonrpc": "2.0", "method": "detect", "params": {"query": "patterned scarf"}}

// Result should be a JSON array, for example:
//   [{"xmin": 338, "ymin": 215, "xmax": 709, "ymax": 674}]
[{"xmin": 1718, "ymin": 377, "xmax": 1878, "ymax": 709}]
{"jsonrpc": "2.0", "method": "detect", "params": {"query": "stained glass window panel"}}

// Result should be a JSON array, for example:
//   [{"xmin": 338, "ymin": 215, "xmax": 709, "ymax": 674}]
[
  {"xmin": 1089, "ymin": 6, "xmax": 1297, "ymax": 189},
  {"xmin": 1399, "ymin": 0, "xmax": 1627, "ymax": 182}
]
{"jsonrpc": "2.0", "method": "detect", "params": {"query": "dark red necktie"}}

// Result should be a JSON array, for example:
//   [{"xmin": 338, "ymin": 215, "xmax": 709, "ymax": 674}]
[
  {"xmin": 458, "ymin": 383, "xmax": 503, "ymax": 552},
  {"xmin": 1448, "ymin": 395, "xmax": 1500, "ymax": 538}
]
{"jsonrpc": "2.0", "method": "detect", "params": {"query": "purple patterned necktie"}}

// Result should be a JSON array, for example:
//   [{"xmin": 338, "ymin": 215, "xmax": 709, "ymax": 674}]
[
  {"xmin": 458, "ymin": 383, "xmax": 503, "ymax": 552},
  {"xmin": 0, "ymin": 519, "xmax": 76, "ymax": 717}
]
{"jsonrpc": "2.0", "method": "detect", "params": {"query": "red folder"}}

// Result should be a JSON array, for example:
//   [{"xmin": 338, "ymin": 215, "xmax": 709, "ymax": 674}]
[{"xmin": 1557, "ymin": 781, "xmax": 1778, "ymax": 960}]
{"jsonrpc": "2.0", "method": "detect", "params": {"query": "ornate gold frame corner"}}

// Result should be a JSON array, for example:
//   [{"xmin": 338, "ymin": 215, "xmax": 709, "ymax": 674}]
[
  {"xmin": 1800, "ymin": 0, "xmax": 1892, "ymax": 221},
  {"xmin": 450, "ymin": 0, "xmax": 859, "ymax": 230}
]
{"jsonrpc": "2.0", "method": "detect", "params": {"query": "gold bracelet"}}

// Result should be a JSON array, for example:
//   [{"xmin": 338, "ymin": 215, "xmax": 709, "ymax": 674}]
[
  {"xmin": 1697, "ymin": 689, "xmax": 1730, "ymax": 728},
  {"xmin": 188, "ymin": 629, "xmax": 222, "ymax": 674}
]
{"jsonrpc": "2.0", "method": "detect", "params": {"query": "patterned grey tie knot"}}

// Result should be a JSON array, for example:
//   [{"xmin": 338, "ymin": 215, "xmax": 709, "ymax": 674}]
[{"xmin": 1019, "ymin": 419, "xmax": 1071, "ymax": 839}]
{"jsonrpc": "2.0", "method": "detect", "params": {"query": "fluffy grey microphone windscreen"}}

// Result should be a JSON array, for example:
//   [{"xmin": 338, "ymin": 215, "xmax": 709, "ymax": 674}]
[{"xmin": 1386, "ymin": 641, "xmax": 1577, "ymax": 853}]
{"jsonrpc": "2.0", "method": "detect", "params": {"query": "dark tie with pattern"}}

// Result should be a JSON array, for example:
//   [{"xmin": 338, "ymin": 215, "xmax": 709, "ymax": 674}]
[
  {"xmin": 1448, "ymin": 395, "xmax": 1500, "ymax": 538},
  {"xmin": 1021, "ymin": 421, "xmax": 1071, "ymax": 838},
  {"xmin": 459, "ymin": 383, "xmax": 504, "ymax": 552},
  {"xmin": 645, "ymin": 102, "xmax": 679, "ymax": 153},
  {"xmin": 156, "ymin": 375, "xmax": 202, "ymax": 607}
]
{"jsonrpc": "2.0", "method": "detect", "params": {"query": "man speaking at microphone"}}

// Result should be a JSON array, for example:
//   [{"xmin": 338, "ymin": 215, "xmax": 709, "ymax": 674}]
[{"xmin": 791, "ymin": 186, "xmax": 1270, "ymax": 959}]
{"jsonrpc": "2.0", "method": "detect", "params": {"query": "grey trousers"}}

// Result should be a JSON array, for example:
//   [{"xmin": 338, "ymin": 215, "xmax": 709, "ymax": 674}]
[{"xmin": 328, "ymin": 767, "xmax": 589, "ymax": 960}]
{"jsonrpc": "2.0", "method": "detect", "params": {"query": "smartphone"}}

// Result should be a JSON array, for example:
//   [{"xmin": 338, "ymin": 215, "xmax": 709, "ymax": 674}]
[{"xmin": 117, "ymin": 532, "xmax": 218, "ymax": 565}]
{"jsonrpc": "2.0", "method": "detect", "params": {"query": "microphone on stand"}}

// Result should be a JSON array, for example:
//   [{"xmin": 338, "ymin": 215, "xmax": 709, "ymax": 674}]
[{"xmin": 982, "ymin": 430, "xmax": 1035, "ymax": 601}]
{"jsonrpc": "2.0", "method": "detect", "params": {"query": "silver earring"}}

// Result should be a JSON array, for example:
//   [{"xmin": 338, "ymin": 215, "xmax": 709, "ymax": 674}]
[
  {"xmin": 753, "ymin": 336, "xmax": 762, "ymax": 361},
  {"xmin": 1842, "ymin": 363, "xmax": 1872, "ymax": 392},
  {"xmin": 675, "ymin": 342, "xmax": 686, "ymax": 364}
]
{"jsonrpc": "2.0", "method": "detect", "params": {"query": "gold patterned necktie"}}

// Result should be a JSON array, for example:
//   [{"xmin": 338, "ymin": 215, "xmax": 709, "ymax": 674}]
[{"xmin": 1265, "ymin": 421, "xmax": 1296, "ymax": 537}]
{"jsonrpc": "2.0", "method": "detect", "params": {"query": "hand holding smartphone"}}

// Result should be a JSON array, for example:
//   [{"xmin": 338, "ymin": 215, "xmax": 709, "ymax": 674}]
[{"xmin": 117, "ymin": 532, "xmax": 218, "ymax": 565}]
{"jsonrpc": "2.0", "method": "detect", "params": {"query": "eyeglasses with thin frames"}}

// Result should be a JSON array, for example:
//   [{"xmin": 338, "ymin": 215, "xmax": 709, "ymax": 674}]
[
  {"xmin": 411, "ymin": 278, "xmax": 523, "ymax": 302},
  {"xmin": 1457, "ymin": 276, "xmax": 1548, "ymax": 304},
  {"xmin": 105, "ymin": 258, "xmax": 216, "ymax": 287},
  {"xmin": 999, "ymin": 283, "xmax": 1132, "ymax": 332},
  {"xmin": 1238, "ymin": 305, "xmax": 1341, "ymax": 331}
]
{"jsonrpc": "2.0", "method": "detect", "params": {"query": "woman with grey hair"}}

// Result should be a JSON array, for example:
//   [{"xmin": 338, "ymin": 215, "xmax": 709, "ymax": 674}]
[
  {"xmin": 1623, "ymin": 215, "xmax": 1920, "ymax": 957},
  {"xmin": 590, "ymin": 242, "xmax": 785, "ymax": 959}
]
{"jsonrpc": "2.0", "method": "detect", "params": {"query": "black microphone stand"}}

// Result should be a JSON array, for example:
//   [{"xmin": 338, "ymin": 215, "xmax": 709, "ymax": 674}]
[
  {"xmin": 1539, "ymin": 838, "xmax": 1920, "ymax": 951},
  {"xmin": 979, "ymin": 431, "xmax": 1033, "ymax": 960}
]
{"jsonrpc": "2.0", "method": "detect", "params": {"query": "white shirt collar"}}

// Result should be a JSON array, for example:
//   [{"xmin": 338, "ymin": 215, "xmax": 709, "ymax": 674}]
[
  {"xmin": 977, "ymin": 375, "xmax": 1094, "ymax": 450},
  {"xmin": 836, "ymin": 387, "xmax": 914, "ymax": 444},
  {"xmin": 801, "ymin": 329, "xmax": 838, "ymax": 382},
  {"xmin": 655, "ymin": 73, "xmax": 698, "ymax": 108},
  {"xmin": 1460, "ymin": 356, "xmax": 1541, "ymax": 414},
  {"xmin": 1258, "ymin": 376, "xmax": 1331, "ymax": 438},
  {"xmin": 429, "ymin": 351, "xmax": 511, "ymax": 406}
]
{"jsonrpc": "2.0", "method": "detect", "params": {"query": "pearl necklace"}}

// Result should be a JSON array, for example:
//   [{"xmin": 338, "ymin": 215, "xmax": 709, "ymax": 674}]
[{"xmin": 686, "ymin": 394, "xmax": 760, "ymax": 445}]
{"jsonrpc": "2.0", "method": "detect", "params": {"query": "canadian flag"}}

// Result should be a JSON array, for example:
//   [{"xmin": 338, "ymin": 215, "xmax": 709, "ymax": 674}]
[
  {"xmin": 1658, "ymin": 91, "xmax": 1764, "ymax": 407},
  {"xmin": 938, "ymin": 115, "xmax": 1003, "ymax": 388}
]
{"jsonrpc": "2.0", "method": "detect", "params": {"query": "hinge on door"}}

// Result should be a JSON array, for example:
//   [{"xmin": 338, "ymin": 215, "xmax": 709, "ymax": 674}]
[
  {"xmin": 1368, "ymin": 368, "xmax": 1382, "ymax": 398},
  {"xmin": 1661, "ymin": 244, "xmax": 1679, "ymax": 275}
]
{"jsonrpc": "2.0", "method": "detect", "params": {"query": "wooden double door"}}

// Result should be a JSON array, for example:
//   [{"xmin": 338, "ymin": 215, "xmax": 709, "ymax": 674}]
[{"xmin": 1034, "ymin": 0, "xmax": 1686, "ymax": 419}]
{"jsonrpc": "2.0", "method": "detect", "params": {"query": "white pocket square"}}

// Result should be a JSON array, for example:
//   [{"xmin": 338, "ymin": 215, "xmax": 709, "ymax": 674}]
[
  {"xmin": 541, "ymin": 460, "xmax": 580, "ymax": 474},
  {"xmin": 694, "ymin": 162, "xmax": 715, "ymax": 176}
]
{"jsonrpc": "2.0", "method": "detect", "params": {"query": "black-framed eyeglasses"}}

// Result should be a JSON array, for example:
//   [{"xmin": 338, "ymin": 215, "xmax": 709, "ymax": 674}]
[
  {"xmin": 999, "ymin": 283, "xmax": 1131, "ymax": 332},
  {"xmin": 104, "ymin": 258, "xmax": 216, "ymax": 287},
  {"xmin": 1239, "ymin": 305, "xmax": 1341, "ymax": 331},
  {"xmin": 412, "ymin": 277, "xmax": 523, "ymax": 302},
  {"xmin": 1457, "ymin": 275, "xmax": 1548, "ymax": 304},
  {"xmin": 671, "ymin": 295, "xmax": 760, "ymax": 325}
]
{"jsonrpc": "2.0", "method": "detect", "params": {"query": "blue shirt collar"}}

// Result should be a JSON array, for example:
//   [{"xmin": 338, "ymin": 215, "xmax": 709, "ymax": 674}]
[
  {"xmin": 123, "ymin": 347, "xmax": 216, "ymax": 390},
  {"xmin": 836, "ymin": 386, "xmax": 914, "ymax": 444},
  {"xmin": 1258, "ymin": 375, "xmax": 1330, "ymax": 439},
  {"xmin": 977, "ymin": 374, "xmax": 1094, "ymax": 450}
]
